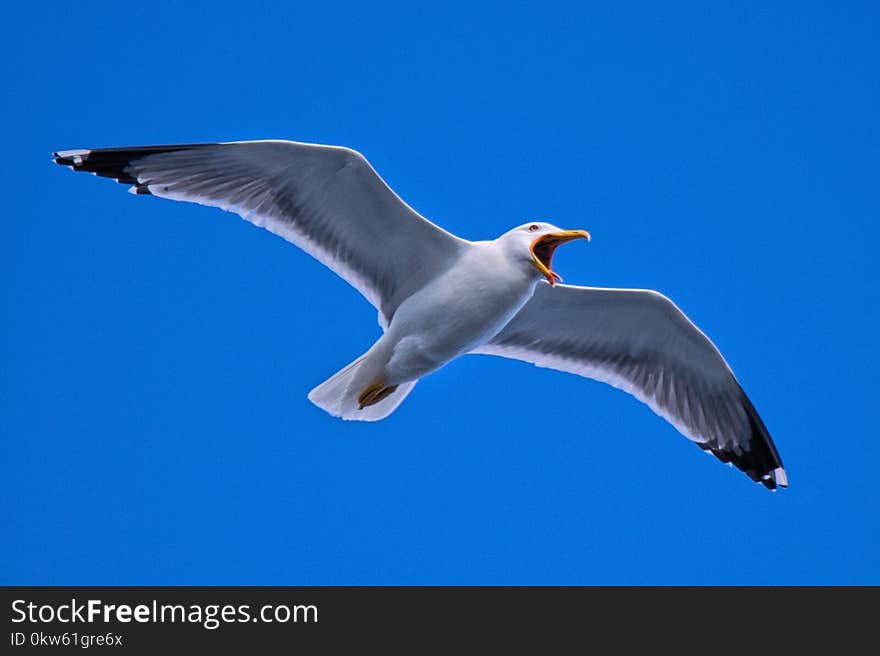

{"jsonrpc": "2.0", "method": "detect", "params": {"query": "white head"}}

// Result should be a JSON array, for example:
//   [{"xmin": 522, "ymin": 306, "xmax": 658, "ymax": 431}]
[{"xmin": 497, "ymin": 222, "xmax": 591, "ymax": 285}]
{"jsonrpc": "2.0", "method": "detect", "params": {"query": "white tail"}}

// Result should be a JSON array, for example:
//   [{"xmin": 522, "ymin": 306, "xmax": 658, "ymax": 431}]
[{"xmin": 307, "ymin": 354, "xmax": 417, "ymax": 421}]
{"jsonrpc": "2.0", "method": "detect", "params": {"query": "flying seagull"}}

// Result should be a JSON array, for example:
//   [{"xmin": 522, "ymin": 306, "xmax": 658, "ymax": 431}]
[{"xmin": 53, "ymin": 140, "xmax": 787, "ymax": 490}]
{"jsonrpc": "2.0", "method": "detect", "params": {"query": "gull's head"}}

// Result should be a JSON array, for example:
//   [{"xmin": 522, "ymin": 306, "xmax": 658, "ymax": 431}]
[{"xmin": 500, "ymin": 222, "xmax": 591, "ymax": 286}]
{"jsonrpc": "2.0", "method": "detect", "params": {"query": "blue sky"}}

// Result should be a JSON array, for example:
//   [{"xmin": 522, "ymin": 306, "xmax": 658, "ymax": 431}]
[{"xmin": 2, "ymin": 1, "xmax": 877, "ymax": 584}]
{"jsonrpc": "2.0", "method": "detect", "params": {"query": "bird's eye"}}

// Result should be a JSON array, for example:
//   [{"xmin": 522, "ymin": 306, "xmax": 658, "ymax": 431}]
[{"xmin": 528, "ymin": 224, "xmax": 540, "ymax": 232}]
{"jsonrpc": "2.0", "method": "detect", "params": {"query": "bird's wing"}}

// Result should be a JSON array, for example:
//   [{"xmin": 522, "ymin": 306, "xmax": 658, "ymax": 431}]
[
  {"xmin": 473, "ymin": 283, "xmax": 786, "ymax": 489},
  {"xmin": 54, "ymin": 141, "xmax": 467, "ymax": 328}
]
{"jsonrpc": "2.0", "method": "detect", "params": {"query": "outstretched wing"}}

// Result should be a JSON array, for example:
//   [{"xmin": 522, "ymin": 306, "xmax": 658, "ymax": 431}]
[
  {"xmin": 474, "ymin": 283, "xmax": 786, "ymax": 489},
  {"xmin": 54, "ymin": 140, "xmax": 467, "ymax": 327}
]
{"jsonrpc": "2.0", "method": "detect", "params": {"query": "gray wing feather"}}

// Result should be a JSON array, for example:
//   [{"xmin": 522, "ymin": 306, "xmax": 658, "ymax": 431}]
[
  {"xmin": 475, "ymin": 283, "xmax": 786, "ymax": 489},
  {"xmin": 54, "ymin": 141, "xmax": 466, "ymax": 327}
]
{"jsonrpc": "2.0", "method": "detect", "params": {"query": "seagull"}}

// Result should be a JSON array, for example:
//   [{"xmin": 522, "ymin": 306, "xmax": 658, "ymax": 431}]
[{"xmin": 53, "ymin": 139, "xmax": 787, "ymax": 490}]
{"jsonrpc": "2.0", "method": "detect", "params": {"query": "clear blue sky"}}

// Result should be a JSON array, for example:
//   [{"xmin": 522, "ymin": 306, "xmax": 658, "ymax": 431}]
[{"xmin": 2, "ymin": 1, "xmax": 877, "ymax": 584}]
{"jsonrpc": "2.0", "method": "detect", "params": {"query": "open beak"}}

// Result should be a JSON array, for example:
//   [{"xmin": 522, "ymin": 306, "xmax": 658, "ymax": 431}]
[{"xmin": 530, "ymin": 229, "xmax": 591, "ymax": 285}]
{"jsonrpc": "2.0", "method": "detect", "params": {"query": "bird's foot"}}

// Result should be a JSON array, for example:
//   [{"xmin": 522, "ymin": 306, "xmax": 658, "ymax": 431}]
[{"xmin": 358, "ymin": 380, "xmax": 398, "ymax": 409}]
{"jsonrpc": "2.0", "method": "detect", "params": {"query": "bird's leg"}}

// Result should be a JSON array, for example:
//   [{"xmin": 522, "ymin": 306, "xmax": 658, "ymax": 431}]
[{"xmin": 358, "ymin": 380, "xmax": 398, "ymax": 409}]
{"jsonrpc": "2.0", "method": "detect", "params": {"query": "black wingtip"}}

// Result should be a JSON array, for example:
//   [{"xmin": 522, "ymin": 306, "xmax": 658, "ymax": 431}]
[
  {"xmin": 52, "ymin": 143, "xmax": 220, "ymax": 189},
  {"xmin": 699, "ymin": 389, "xmax": 787, "ymax": 490}
]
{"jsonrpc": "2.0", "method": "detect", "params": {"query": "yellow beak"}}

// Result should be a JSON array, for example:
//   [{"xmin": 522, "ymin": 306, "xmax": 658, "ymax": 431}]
[{"xmin": 530, "ymin": 229, "xmax": 591, "ymax": 285}]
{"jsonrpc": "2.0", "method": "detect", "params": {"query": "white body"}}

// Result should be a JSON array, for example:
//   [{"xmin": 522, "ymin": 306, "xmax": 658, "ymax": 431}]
[
  {"xmin": 382, "ymin": 241, "xmax": 539, "ymax": 383},
  {"xmin": 308, "ymin": 234, "xmax": 545, "ymax": 420}
]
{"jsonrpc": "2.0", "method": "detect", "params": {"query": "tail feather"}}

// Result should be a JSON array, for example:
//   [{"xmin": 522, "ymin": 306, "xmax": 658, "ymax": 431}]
[{"xmin": 307, "ymin": 355, "xmax": 416, "ymax": 421}]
